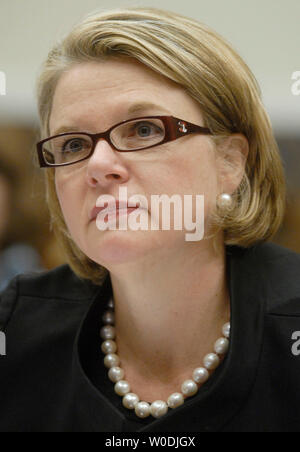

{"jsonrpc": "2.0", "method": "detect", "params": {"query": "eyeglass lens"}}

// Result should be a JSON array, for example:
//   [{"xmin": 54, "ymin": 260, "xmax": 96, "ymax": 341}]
[{"xmin": 42, "ymin": 118, "xmax": 166, "ymax": 165}]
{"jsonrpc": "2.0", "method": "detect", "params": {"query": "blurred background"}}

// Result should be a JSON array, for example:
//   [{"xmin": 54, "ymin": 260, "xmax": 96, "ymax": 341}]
[{"xmin": 0, "ymin": 0, "xmax": 299, "ymax": 290}]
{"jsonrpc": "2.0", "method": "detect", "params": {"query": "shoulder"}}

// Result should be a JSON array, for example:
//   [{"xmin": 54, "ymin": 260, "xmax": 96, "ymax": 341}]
[
  {"xmin": 15, "ymin": 263, "xmax": 99, "ymax": 300},
  {"xmin": 251, "ymin": 241, "xmax": 300, "ymax": 264},
  {"xmin": 229, "ymin": 241, "xmax": 300, "ymax": 315},
  {"xmin": 0, "ymin": 264, "xmax": 102, "ymax": 331},
  {"xmin": 229, "ymin": 240, "xmax": 300, "ymax": 265}
]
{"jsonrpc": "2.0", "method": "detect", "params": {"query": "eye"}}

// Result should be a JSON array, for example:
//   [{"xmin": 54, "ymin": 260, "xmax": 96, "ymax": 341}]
[
  {"xmin": 136, "ymin": 123, "xmax": 153, "ymax": 137},
  {"xmin": 61, "ymin": 137, "xmax": 89, "ymax": 153},
  {"xmin": 110, "ymin": 118, "xmax": 165, "ymax": 151},
  {"xmin": 129, "ymin": 121, "xmax": 163, "ymax": 138}
]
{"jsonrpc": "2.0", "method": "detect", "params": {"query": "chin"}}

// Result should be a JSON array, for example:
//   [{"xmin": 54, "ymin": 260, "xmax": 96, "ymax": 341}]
[{"xmin": 81, "ymin": 231, "xmax": 150, "ymax": 268}]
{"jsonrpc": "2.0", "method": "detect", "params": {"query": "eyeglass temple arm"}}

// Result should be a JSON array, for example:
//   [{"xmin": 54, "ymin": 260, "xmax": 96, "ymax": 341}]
[{"xmin": 171, "ymin": 117, "xmax": 212, "ymax": 138}]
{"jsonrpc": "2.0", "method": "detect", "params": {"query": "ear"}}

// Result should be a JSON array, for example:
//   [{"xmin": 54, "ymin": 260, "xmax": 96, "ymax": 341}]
[{"xmin": 216, "ymin": 134, "xmax": 249, "ymax": 194}]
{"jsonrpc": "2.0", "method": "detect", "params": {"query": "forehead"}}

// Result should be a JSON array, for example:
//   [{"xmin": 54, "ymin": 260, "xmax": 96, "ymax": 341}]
[{"xmin": 49, "ymin": 58, "xmax": 203, "ymax": 134}]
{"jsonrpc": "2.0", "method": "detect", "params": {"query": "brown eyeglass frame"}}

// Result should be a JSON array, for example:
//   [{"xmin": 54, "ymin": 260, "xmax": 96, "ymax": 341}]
[{"xmin": 36, "ymin": 115, "xmax": 212, "ymax": 168}]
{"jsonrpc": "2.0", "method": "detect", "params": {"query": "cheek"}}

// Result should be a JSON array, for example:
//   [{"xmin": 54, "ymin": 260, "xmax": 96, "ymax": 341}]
[
  {"xmin": 168, "ymin": 146, "xmax": 219, "ymax": 222},
  {"xmin": 55, "ymin": 171, "xmax": 83, "ymax": 234},
  {"xmin": 169, "ymin": 146, "xmax": 218, "ymax": 197}
]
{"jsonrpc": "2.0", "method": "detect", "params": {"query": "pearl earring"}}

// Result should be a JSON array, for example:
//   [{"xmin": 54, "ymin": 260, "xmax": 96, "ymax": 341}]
[{"xmin": 217, "ymin": 193, "xmax": 233, "ymax": 210}]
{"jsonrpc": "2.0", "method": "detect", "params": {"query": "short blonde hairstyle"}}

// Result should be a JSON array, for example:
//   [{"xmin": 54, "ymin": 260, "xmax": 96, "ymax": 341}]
[{"xmin": 36, "ymin": 7, "xmax": 286, "ymax": 285}]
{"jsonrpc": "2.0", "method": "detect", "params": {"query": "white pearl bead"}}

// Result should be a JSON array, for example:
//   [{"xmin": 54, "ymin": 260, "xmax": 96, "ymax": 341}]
[
  {"xmin": 100, "ymin": 325, "xmax": 116, "ymax": 340},
  {"xmin": 114, "ymin": 380, "xmax": 130, "ymax": 396},
  {"xmin": 122, "ymin": 393, "xmax": 140, "ymax": 409},
  {"xmin": 108, "ymin": 366, "xmax": 124, "ymax": 383},
  {"xmin": 203, "ymin": 353, "xmax": 220, "ymax": 370},
  {"xmin": 104, "ymin": 353, "xmax": 120, "ymax": 368},
  {"xmin": 107, "ymin": 298, "xmax": 114, "ymax": 309},
  {"xmin": 181, "ymin": 379, "xmax": 198, "ymax": 397},
  {"xmin": 222, "ymin": 322, "xmax": 230, "ymax": 338},
  {"xmin": 102, "ymin": 310, "xmax": 115, "ymax": 325},
  {"xmin": 167, "ymin": 392, "xmax": 184, "ymax": 409},
  {"xmin": 101, "ymin": 339, "xmax": 117, "ymax": 355},
  {"xmin": 150, "ymin": 400, "xmax": 168, "ymax": 418},
  {"xmin": 192, "ymin": 367, "xmax": 209, "ymax": 384},
  {"xmin": 217, "ymin": 193, "xmax": 233, "ymax": 209},
  {"xmin": 135, "ymin": 401, "xmax": 151, "ymax": 418},
  {"xmin": 214, "ymin": 337, "xmax": 229, "ymax": 355}
]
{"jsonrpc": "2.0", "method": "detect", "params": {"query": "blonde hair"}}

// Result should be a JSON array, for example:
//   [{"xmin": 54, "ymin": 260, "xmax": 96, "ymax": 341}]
[{"xmin": 36, "ymin": 6, "xmax": 286, "ymax": 285}]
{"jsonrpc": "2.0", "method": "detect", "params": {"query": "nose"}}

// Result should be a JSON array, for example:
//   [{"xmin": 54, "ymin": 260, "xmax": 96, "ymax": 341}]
[{"xmin": 86, "ymin": 138, "xmax": 129, "ymax": 188}]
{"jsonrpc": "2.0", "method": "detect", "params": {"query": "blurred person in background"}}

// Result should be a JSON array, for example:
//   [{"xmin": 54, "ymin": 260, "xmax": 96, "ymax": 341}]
[{"xmin": 0, "ymin": 156, "xmax": 44, "ymax": 292}]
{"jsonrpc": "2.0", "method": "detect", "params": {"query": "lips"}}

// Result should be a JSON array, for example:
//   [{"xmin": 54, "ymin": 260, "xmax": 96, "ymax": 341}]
[{"xmin": 90, "ymin": 200, "xmax": 141, "ymax": 222}]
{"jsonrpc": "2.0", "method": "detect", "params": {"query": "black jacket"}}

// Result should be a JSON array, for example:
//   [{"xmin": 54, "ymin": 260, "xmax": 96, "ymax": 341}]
[{"xmin": 0, "ymin": 242, "xmax": 300, "ymax": 432}]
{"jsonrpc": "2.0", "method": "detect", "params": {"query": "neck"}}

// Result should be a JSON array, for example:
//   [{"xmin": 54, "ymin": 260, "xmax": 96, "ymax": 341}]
[{"xmin": 108, "ymin": 234, "xmax": 230, "ymax": 401}]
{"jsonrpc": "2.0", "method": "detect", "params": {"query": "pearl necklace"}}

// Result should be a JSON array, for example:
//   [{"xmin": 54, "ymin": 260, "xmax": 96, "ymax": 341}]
[{"xmin": 100, "ymin": 297, "xmax": 230, "ymax": 419}]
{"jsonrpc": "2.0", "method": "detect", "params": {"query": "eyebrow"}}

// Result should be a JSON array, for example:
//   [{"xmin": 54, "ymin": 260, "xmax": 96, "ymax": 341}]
[
  {"xmin": 51, "ymin": 102, "xmax": 171, "ymax": 136},
  {"xmin": 127, "ymin": 101, "xmax": 170, "ymax": 115}
]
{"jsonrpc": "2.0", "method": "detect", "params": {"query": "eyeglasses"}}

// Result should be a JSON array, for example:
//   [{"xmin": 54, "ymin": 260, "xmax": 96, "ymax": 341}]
[{"xmin": 36, "ymin": 115, "xmax": 212, "ymax": 168}]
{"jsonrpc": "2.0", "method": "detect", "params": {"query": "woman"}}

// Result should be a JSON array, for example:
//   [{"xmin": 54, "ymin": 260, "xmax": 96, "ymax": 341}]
[{"xmin": 0, "ymin": 7, "xmax": 299, "ymax": 432}]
